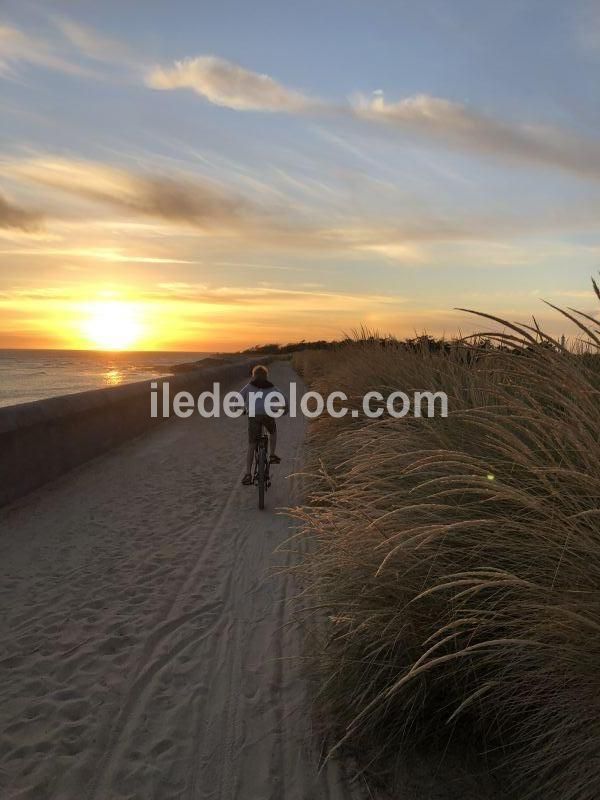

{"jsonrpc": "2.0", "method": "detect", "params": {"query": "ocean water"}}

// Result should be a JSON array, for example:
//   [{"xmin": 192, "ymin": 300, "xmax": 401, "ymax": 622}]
[{"xmin": 0, "ymin": 350, "xmax": 211, "ymax": 408}]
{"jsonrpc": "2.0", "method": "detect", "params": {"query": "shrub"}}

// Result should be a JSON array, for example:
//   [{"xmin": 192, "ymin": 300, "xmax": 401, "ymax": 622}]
[{"xmin": 293, "ymin": 282, "xmax": 600, "ymax": 799}]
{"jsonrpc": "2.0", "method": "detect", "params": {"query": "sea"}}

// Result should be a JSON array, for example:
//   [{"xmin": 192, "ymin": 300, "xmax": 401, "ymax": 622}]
[{"xmin": 0, "ymin": 350, "xmax": 211, "ymax": 409}]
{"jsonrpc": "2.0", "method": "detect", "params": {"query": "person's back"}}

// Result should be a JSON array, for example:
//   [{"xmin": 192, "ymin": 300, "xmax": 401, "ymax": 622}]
[
  {"xmin": 239, "ymin": 365, "xmax": 285, "ymax": 485},
  {"xmin": 239, "ymin": 373, "xmax": 282, "ymax": 417}
]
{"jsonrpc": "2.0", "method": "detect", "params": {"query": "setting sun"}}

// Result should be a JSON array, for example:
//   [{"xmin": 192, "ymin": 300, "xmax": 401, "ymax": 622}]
[{"xmin": 81, "ymin": 301, "xmax": 144, "ymax": 350}]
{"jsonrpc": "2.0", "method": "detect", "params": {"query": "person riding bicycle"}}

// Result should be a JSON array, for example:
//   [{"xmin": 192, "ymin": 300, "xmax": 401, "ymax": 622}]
[{"xmin": 239, "ymin": 364, "xmax": 285, "ymax": 486}]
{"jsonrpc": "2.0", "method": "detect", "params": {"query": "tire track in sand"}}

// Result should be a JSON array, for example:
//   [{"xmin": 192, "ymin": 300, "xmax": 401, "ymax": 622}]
[{"xmin": 87, "ymin": 465, "xmax": 246, "ymax": 800}]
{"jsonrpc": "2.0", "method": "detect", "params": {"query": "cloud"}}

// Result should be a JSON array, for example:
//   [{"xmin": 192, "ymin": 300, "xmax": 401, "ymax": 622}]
[
  {"xmin": 354, "ymin": 93, "xmax": 600, "ymax": 181},
  {"xmin": 1, "ymin": 156, "xmax": 450, "ymax": 260},
  {"xmin": 145, "ymin": 51, "xmax": 600, "ymax": 182},
  {"xmin": 143, "ymin": 280, "xmax": 409, "ymax": 311},
  {"xmin": 5, "ymin": 16, "xmax": 600, "ymax": 187},
  {"xmin": 357, "ymin": 242, "xmax": 427, "ymax": 264},
  {"xmin": 147, "ymin": 56, "xmax": 315, "ymax": 112},
  {"xmin": 552, "ymin": 289, "xmax": 597, "ymax": 299},
  {"xmin": 0, "ymin": 23, "xmax": 93, "ymax": 77},
  {"xmin": 575, "ymin": 1, "xmax": 600, "ymax": 55},
  {"xmin": 8, "ymin": 156, "xmax": 369, "ymax": 250},
  {"xmin": 10, "ymin": 157, "xmax": 250, "ymax": 228},
  {"xmin": 0, "ymin": 246, "xmax": 196, "ymax": 264},
  {"xmin": 53, "ymin": 18, "xmax": 137, "ymax": 66},
  {"xmin": 9, "ymin": 154, "xmax": 600, "ymax": 271},
  {"xmin": 0, "ymin": 18, "xmax": 136, "ymax": 80},
  {"xmin": 0, "ymin": 192, "xmax": 43, "ymax": 231}
]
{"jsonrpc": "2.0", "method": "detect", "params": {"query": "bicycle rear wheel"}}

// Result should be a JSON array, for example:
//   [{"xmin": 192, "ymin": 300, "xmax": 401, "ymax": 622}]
[{"xmin": 257, "ymin": 446, "xmax": 267, "ymax": 510}]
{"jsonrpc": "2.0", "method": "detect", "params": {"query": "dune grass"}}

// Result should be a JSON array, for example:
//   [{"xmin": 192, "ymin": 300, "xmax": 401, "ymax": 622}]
[{"xmin": 292, "ymin": 283, "xmax": 600, "ymax": 799}]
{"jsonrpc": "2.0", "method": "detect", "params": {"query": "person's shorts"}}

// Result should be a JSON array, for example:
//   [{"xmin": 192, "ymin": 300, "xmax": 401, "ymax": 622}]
[{"xmin": 248, "ymin": 414, "xmax": 276, "ymax": 444}]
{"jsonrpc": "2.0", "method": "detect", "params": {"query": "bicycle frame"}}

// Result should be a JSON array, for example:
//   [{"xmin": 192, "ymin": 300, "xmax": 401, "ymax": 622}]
[{"xmin": 253, "ymin": 430, "xmax": 271, "ymax": 510}]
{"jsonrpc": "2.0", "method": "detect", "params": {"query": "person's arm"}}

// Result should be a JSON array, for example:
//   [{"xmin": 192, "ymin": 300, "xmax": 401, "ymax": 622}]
[{"xmin": 239, "ymin": 384, "xmax": 250, "ymax": 412}]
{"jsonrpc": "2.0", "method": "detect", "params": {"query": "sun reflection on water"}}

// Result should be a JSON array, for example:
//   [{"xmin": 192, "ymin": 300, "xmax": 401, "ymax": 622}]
[{"xmin": 104, "ymin": 369, "xmax": 123, "ymax": 386}]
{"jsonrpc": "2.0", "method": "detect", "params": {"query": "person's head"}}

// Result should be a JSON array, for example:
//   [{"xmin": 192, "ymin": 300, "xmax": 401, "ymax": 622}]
[{"xmin": 251, "ymin": 364, "xmax": 269, "ymax": 380}]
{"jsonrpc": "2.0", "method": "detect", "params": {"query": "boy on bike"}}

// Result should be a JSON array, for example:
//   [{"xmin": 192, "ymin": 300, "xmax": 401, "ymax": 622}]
[{"xmin": 239, "ymin": 364, "xmax": 285, "ymax": 485}]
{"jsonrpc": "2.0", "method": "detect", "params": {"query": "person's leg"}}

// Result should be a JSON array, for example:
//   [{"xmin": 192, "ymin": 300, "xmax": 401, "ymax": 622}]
[
  {"xmin": 267, "ymin": 419, "xmax": 280, "ymax": 462},
  {"xmin": 242, "ymin": 418, "xmax": 258, "ymax": 482},
  {"xmin": 246, "ymin": 442, "xmax": 254, "ymax": 474},
  {"xmin": 247, "ymin": 417, "xmax": 260, "ymax": 465}
]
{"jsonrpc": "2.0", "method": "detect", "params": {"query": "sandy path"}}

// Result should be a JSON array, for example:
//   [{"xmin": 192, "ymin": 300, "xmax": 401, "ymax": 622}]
[{"xmin": 0, "ymin": 363, "xmax": 357, "ymax": 800}]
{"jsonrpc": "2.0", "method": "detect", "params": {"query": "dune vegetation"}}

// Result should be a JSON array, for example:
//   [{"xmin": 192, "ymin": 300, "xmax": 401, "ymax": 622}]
[{"xmin": 292, "ymin": 279, "xmax": 600, "ymax": 799}]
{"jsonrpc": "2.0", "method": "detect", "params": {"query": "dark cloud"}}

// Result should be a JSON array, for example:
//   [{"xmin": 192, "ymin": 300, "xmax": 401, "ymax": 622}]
[
  {"xmin": 11, "ymin": 159, "xmax": 251, "ymax": 229},
  {"xmin": 128, "ymin": 175, "xmax": 247, "ymax": 223},
  {"xmin": 75, "ymin": 173, "xmax": 249, "ymax": 226},
  {"xmin": 0, "ymin": 192, "xmax": 44, "ymax": 231}
]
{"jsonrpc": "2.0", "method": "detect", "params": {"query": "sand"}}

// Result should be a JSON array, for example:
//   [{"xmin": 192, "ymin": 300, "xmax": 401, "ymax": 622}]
[{"xmin": 0, "ymin": 363, "xmax": 360, "ymax": 800}]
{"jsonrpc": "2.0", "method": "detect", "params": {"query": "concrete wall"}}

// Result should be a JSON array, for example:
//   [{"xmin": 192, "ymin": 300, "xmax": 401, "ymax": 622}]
[{"xmin": 0, "ymin": 359, "xmax": 254, "ymax": 508}]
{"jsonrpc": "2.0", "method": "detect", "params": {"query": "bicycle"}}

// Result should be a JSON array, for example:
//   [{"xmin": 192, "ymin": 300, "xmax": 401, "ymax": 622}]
[{"xmin": 252, "ymin": 428, "xmax": 271, "ymax": 510}]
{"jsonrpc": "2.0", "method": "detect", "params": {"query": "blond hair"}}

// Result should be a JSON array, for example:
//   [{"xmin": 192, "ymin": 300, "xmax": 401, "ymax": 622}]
[{"xmin": 251, "ymin": 364, "xmax": 269, "ymax": 379}]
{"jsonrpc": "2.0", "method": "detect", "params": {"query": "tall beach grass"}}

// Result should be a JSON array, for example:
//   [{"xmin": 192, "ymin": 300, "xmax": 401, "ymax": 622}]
[{"xmin": 292, "ymin": 281, "xmax": 600, "ymax": 799}]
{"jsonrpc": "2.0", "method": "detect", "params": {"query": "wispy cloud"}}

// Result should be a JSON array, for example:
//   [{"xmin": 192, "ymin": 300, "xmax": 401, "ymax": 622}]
[
  {"xmin": 0, "ymin": 192, "xmax": 43, "ymax": 231},
  {"xmin": 52, "ymin": 17, "xmax": 137, "ymax": 66},
  {"xmin": 353, "ymin": 93, "xmax": 600, "ymax": 181},
  {"xmin": 141, "ymin": 280, "xmax": 409, "ymax": 310},
  {"xmin": 0, "ymin": 155, "xmax": 448, "ymax": 263},
  {"xmin": 7, "ymin": 154, "xmax": 600, "ymax": 273},
  {"xmin": 147, "ymin": 50, "xmax": 600, "ymax": 183},
  {"xmin": 147, "ymin": 56, "xmax": 317, "ymax": 112},
  {"xmin": 0, "ymin": 246, "xmax": 196, "ymax": 264},
  {"xmin": 6, "ymin": 12, "xmax": 600, "ymax": 187},
  {"xmin": 9, "ymin": 157, "xmax": 251, "ymax": 228},
  {"xmin": 552, "ymin": 288, "xmax": 597, "ymax": 299},
  {"xmin": 575, "ymin": 0, "xmax": 600, "ymax": 56},
  {"xmin": 0, "ymin": 17, "xmax": 139, "ymax": 81},
  {"xmin": 0, "ymin": 23, "xmax": 93, "ymax": 77}
]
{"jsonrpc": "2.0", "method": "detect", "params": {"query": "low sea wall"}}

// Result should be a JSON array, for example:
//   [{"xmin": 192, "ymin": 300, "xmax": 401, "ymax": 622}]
[{"xmin": 0, "ymin": 359, "xmax": 255, "ymax": 508}]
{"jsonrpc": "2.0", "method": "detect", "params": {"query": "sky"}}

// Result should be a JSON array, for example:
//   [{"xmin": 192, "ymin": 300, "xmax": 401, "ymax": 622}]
[{"xmin": 1, "ymin": 0, "xmax": 599, "ymax": 350}]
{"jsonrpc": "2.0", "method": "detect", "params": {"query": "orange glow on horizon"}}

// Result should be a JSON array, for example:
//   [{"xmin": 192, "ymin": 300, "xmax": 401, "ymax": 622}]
[{"xmin": 1, "ymin": 281, "xmax": 517, "ymax": 352}]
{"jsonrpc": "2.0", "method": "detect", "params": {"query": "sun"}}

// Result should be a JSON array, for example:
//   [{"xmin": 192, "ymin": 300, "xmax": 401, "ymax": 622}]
[{"xmin": 82, "ymin": 300, "xmax": 144, "ymax": 350}]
